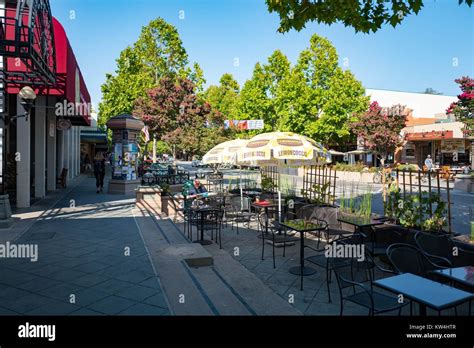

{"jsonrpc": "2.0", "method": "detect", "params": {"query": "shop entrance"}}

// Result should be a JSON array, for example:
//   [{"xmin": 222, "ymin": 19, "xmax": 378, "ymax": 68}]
[{"xmin": 418, "ymin": 142, "xmax": 432, "ymax": 167}]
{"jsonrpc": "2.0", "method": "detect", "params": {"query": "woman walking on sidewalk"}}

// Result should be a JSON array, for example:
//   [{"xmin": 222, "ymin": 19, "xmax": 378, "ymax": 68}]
[{"xmin": 93, "ymin": 152, "xmax": 106, "ymax": 193}]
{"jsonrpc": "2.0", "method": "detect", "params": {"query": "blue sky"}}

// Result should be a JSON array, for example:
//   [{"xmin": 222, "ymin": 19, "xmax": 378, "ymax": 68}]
[{"xmin": 50, "ymin": 0, "xmax": 474, "ymax": 108}]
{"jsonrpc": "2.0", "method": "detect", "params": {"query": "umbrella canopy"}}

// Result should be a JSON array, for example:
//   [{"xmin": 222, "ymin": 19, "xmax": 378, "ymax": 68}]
[
  {"xmin": 202, "ymin": 139, "xmax": 249, "ymax": 165},
  {"xmin": 329, "ymin": 149, "xmax": 346, "ymax": 156},
  {"xmin": 237, "ymin": 131, "xmax": 331, "ymax": 167}
]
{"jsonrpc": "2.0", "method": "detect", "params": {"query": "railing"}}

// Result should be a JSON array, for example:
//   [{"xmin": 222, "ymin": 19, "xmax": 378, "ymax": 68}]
[
  {"xmin": 389, "ymin": 169, "xmax": 453, "ymax": 233},
  {"xmin": 302, "ymin": 165, "xmax": 338, "ymax": 205}
]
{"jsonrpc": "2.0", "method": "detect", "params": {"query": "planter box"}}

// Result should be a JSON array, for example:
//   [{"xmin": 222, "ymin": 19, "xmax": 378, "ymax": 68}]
[
  {"xmin": 335, "ymin": 171, "xmax": 374, "ymax": 183},
  {"xmin": 136, "ymin": 186, "xmax": 163, "ymax": 211},
  {"xmin": 161, "ymin": 195, "xmax": 185, "ymax": 219}
]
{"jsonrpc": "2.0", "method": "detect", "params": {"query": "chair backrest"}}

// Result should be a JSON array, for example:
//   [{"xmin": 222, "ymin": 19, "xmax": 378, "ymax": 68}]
[
  {"xmin": 331, "ymin": 258, "xmax": 370, "ymax": 290},
  {"xmin": 386, "ymin": 243, "xmax": 426, "ymax": 276},
  {"xmin": 414, "ymin": 231, "xmax": 453, "ymax": 261}
]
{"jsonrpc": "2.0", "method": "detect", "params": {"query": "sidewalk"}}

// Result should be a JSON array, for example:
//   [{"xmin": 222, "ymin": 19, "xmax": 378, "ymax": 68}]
[{"xmin": 0, "ymin": 174, "xmax": 170, "ymax": 315}]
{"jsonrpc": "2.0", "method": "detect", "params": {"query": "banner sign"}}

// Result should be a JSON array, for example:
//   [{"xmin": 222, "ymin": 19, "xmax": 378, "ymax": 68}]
[
  {"xmin": 224, "ymin": 120, "xmax": 264, "ymax": 130},
  {"xmin": 441, "ymin": 139, "xmax": 465, "ymax": 153}
]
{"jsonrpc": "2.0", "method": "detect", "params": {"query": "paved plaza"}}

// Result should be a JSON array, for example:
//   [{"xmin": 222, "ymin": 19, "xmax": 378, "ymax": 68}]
[{"xmin": 0, "ymin": 172, "xmax": 471, "ymax": 316}]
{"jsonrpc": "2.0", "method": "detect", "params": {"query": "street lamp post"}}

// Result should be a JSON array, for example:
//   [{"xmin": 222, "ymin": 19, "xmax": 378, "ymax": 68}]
[{"xmin": 0, "ymin": 86, "xmax": 36, "ymax": 228}]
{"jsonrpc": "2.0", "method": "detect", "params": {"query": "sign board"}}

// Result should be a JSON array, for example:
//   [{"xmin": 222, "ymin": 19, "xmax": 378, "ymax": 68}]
[
  {"xmin": 49, "ymin": 122, "xmax": 55, "ymax": 137},
  {"xmin": 441, "ymin": 139, "xmax": 465, "ymax": 153},
  {"xmin": 224, "ymin": 120, "xmax": 264, "ymax": 130},
  {"xmin": 57, "ymin": 119, "xmax": 72, "ymax": 131},
  {"xmin": 356, "ymin": 137, "xmax": 365, "ymax": 151},
  {"xmin": 405, "ymin": 131, "xmax": 453, "ymax": 141}
]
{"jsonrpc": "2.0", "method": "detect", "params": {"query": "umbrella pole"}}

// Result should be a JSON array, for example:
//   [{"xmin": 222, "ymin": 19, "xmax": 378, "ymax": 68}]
[
  {"xmin": 278, "ymin": 168, "xmax": 281, "ymax": 223},
  {"xmin": 240, "ymin": 166, "xmax": 243, "ymax": 210}
]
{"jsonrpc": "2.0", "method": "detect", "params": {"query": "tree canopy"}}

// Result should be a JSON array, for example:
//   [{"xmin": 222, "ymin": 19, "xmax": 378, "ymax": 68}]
[
  {"xmin": 266, "ymin": 0, "xmax": 473, "ymax": 34},
  {"xmin": 226, "ymin": 35, "xmax": 368, "ymax": 146},
  {"xmin": 447, "ymin": 76, "xmax": 474, "ymax": 137},
  {"xmin": 133, "ymin": 77, "xmax": 227, "ymax": 158},
  {"xmin": 350, "ymin": 102, "xmax": 408, "ymax": 165},
  {"xmin": 98, "ymin": 18, "xmax": 203, "ymax": 128}
]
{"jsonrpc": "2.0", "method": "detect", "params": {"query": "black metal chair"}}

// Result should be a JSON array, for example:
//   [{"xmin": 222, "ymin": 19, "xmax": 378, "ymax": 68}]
[
  {"xmin": 200, "ymin": 208, "xmax": 224, "ymax": 249},
  {"xmin": 362, "ymin": 224, "xmax": 407, "ymax": 259},
  {"xmin": 331, "ymin": 257, "xmax": 407, "ymax": 316},
  {"xmin": 414, "ymin": 231, "xmax": 456, "ymax": 268},
  {"xmin": 386, "ymin": 243, "xmax": 457, "ymax": 315},
  {"xmin": 386, "ymin": 243, "xmax": 430, "ymax": 277},
  {"xmin": 306, "ymin": 233, "xmax": 363, "ymax": 302},
  {"xmin": 258, "ymin": 211, "xmax": 299, "ymax": 268},
  {"xmin": 224, "ymin": 196, "xmax": 257, "ymax": 234}
]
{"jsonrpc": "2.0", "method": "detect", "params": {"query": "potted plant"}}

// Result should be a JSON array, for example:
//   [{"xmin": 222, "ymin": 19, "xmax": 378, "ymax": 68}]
[{"xmin": 261, "ymin": 174, "xmax": 276, "ymax": 193}]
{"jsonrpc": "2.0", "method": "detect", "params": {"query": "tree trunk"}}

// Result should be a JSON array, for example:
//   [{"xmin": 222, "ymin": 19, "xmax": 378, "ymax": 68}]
[{"xmin": 380, "ymin": 156, "xmax": 387, "ymax": 212}]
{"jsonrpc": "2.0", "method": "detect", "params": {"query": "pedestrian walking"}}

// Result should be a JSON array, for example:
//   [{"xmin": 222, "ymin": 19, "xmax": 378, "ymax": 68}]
[{"xmin": 93, "ymin": 152, "xmax": 106, "ymax": 193}]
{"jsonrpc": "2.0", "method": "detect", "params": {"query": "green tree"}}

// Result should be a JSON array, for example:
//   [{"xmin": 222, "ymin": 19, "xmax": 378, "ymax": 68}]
[
  {"xmin": 204, "ymin": 73, "xmax": 240, "ymax": 121},
  {"xmin": 133, "ymin": 77, "xmax": 227, "ymax": 158},
  {"xmin": 236, "ymin": 50, "xmax": 291, "ymax": 134},
  {"xmin": 422, "ymin": 87, "xmax": 443, "ymax": 95},
  {"xmin": 98, "ymin": 18, "xmax": 202, "ymax": 127},
  {"xmin": 276, "ymin": 35, "xmax": 369, "ymax": 146},
  {"xmin": 266, "ymin": 0, "xmax": 473, "ymax": 34},
  {"xmin": 350, "ymin": 102, "xmax": 409, "ymax": 166}
]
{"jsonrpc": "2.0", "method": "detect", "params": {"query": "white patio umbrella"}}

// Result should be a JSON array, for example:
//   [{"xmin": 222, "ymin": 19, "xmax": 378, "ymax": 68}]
[
  {"xmin": 202, "ymin": 139, "xmax": 249, "ymax": 165},
  {"xmin": 202, "ymin": 138, "xmax": 250, "ymax": 208},
  {"xmin": 237, "ymin": 132, "xmax": 331, "ymax": 221}
]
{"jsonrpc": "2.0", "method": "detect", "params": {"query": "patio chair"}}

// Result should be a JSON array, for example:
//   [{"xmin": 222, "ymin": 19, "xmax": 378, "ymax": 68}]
[
  {"xmin": 386, "ymin": 243, "xmax": 458, "ymax": 315},
  {"xmin": 224, "ymin": 195, "xmax": 257, "ymax": 234},
  {"xmin": 306, "ymin": 233, "xmax": 363, "ymax": 302},
  {"xmin": 386, "ymin": 243, "xmax": 430, "ymax": 277},
  {"xmin": 331, "ymin": 257, "xmax": 407, "ymax": 316},
  {"xmin": 414, "ymin": 231, "xmax": 455, "ymax": 268},
  {"xmin": 308, "ymin": 205, "xmax": 354, "ymax": 248},
  {"xmin": 258, "ymin": 211, "xmax": 299, "ymax": 269},
  {"xmin": 200, "ymin": 208, "xmax": 224, "ymax": 249},
  {"xmin": 361, "ymin": 224, "xmax": 407, "ymax": 259}
]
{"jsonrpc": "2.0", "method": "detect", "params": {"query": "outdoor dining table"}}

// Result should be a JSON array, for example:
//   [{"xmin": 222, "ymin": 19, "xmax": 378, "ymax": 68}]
[
  {"xmin": 432, "ymin": 266, "xmax": 474, "ymax": 290},
  {"xmin": 374, "ymin": 273, "xmax": 474, "ymax": 316},
  {"xmin": 251, "ymin": 201, "xmax": 281, "ymax": 236},
  {"xmin": 280, "ymin": 219, "xmax": 327, "ymax": 290},
  {"xmin": 190, "ymin": 205, "xmax": 219, "ymax": 245}
]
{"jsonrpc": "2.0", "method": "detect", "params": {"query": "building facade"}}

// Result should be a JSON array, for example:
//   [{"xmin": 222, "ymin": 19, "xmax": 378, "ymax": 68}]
[
  {"xmin": 366, "ymin": 88, "xmax": 471, "ymax": 168},
  {"xmin": 0, "ymin": 0, "xmax": 91, "ymax": 209}
]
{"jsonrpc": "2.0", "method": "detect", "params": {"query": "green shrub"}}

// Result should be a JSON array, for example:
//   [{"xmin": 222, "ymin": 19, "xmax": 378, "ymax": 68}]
[{"xmin": 397, "ymin": 164, "xmax": 417, "ymax": 171}]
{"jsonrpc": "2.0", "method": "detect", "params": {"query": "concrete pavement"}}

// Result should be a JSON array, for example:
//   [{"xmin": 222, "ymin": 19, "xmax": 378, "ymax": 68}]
[{"xmin": 0, "ymin": 173, "xmax": 170, "ymax": 315}]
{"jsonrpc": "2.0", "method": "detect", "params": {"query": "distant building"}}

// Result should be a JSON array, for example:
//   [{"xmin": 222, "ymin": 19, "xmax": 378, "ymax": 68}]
[{"xmin": 365, "ymin": 89, "xmax": 470, "ymax": 167}]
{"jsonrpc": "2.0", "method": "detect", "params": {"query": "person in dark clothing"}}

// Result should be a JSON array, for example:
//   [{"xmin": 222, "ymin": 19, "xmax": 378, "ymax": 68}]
[
  {"xmin": 187, "ymin": 179, "xmax": 208, "ymax": 199},
  {"xmin": 93, "ymin": 152, "xmax": 106, "ymax": 193}
]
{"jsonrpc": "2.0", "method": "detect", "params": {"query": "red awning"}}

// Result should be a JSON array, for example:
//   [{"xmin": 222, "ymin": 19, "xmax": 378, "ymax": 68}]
[{"xmin": 6, "ymin": 17, "xmax": 91, "ymax": 126}]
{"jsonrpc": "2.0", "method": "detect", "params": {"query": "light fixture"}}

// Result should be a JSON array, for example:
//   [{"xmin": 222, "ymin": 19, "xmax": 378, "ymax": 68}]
[{"xmin": 0, "ymin": 86, "xmax": 37, "ymax": 123}]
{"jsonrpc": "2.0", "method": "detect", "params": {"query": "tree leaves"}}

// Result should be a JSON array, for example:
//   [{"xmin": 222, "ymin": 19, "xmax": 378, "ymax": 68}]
[
  {"xmin": 98, "ymin": 17, "xmax": 201, "ymax": 128},
  {"xmin": 266, "ymin": 0, "xmax": 470, "ymax": 34}
]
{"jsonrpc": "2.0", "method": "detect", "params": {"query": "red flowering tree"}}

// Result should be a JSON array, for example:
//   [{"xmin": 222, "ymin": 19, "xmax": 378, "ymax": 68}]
[
  {"xmin": 446, "ymin": 76, "xmax": 474, "ymax": 137},
  {"xmin": 134, "ymin": 77, "xmax": 227, "ymax": 157},
  {"xmin": 350, "ymin": 102, "xmax": 408, "ymax": 166}
]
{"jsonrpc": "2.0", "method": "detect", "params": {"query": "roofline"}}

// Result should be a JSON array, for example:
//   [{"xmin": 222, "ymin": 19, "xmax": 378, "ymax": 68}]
[{"xmin": 365, "ymin": 87, "xmax": 456, "ymax": 98}]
